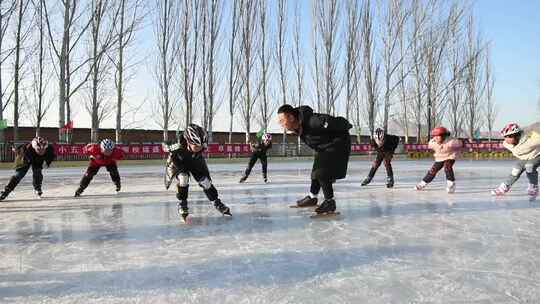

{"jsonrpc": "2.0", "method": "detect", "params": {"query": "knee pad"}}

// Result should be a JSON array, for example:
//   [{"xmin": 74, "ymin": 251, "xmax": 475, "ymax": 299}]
[
  {"xmin": 525, "ymin": 163, "xmax": 536, "ymax": 174},
  {"xmin": 198, "ymin": 177, "xmax": 212, "ymax": 190},
  {"xmin": 177, "ymin": 173, "xmax": 189, "ymax": 187},
  {"xmin": 511, "ymin": 167, "xmax": 522, "ymax": 176}
]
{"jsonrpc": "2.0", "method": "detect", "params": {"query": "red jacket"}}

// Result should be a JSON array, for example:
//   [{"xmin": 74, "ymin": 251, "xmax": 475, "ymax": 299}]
[{"xmin": 85, "ymin": 144, "xmax": 125, "ymax": 167}]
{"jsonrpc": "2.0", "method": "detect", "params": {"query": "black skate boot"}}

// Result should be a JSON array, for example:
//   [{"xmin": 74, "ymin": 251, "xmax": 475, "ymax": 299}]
[
  {"xmin": 214, "ymin": 199, "xmax": 232, "ymax": 216},
  {"xmin": 386, "ymin": 176, "xmax": 394, "ymax": 188},
  {"xmin": 314, "ymin": 199, "xmax": 336, "ymax": 214},
  {"xmin": 239, "ymin": 175, "xmax": 247, "ymax": 183},
  {"xmin": 74, "ymin": 188, "xmax": 83, "ymax": 197},
  {"xmin": 361, "ymin": 176, "xmax": 372, "ymax": 186},
  {"xmin": 177, "ymin": 200, "xmax": 189, "ymax": 221},
  {"xmin": 0, "ymin": 190, "xmax": 10, "ymax": 201},
  {"xmin": 263, "ymin": 175, "xmax": 268, "ymax": 183},
  {"xmin": 115, "ymin": 184, "xmax": 121, "ymax": 193},
  {"xmin": 34, "ymin": 188, "xmax": 43, "ymax": 198},
  {"xmin": 296, "ymin": 196, "xmax": 318, "ymax": 207}
]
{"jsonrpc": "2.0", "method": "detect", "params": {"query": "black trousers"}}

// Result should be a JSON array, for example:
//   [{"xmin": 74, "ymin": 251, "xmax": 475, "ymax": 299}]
[
  {"xmin": 422, "ymin": 159, "xmax": 455, "ymax": 183},
  {"xmin": 244, "ymin": 152, "xmax": 268, "ymax": 178},
  {"xmin": 78, "ymin": 164, "xmax": 121, "ymax": 192},
  {"xmin": 368, "ymin": 151, "xmax": 394, "ymax": 178},
  {"xmin": 3, "ymin": 163, "xmax": 44, "ymax": 193}
]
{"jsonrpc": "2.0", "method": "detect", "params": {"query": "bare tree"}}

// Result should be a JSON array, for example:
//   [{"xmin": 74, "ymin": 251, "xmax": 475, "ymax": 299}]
[
  {"xmin": 110, "ymin": 0, "xmax": 144, "ymax": 143},
  {"xmin": 484, "ymin": 44, "xmax": 496, "ymax": 143},
  {"xmin": 153, "ymin": 0, "xmax": 180, "ymax": 141},
  {"xmin": 238, "ymin": 0, "xmax": 259, "ymax": 143},
  {"xmin": 396, "ymin": 1, "xmax": 411, "ymax": 143},
  {"xmin": 256, "ymin": 0, "xmax": 274, "ymax": 130},
  {"xmin": 344, "ymin": 0, "xmax": 361, "ymax": 121},
  {"xmin": 464, "ymin": 14, "xmax": 485, "ymax": 141},
  {"xmin": 275, "ymin": 0, "xmax": 287, "ymax": 150},
  {"xmin": 28, "ymin": 0, "xmax": 53, "ymax": 136},
  {"xmin": 310, "ymin": 1, "xmax": 322, "ymax": 112},
  {"xmin": 0, "ymin": 0, "xmax": 16, "ymax": 143},
  {"xmin": 291, "ymin": 0, "xmax": 304, "ymax": 148},
  {"xmin": 12, "ymin": 0, "xmax": 32, "ymax": 141},
  {"xmin": 380, "ymin": 0, "xmax": 409, "ymax": 131},
  {"xmin": 315, "ymin": 0, "xmax": 341, "ymax": 115},
  {"xmin": 360, "ymin": 0, "xmax": 379, "ymax": 136},
  {"xmin": 179, "ymin": 0, "xmax": 201, "ymax": 128},
  {"xmin": 201, "ymin": 0, "xmax": 222, "ymax": 142},
  {"xmin": 447, "ymin": 6, "xmax": 466, "ymax": 138},
  {"xmin": 227, "ymin": 0, "xmax": 241, "ymax": 143},
  {"xmin": 43, "ymin": 0, "xmax": 93, "ymax": 140}
]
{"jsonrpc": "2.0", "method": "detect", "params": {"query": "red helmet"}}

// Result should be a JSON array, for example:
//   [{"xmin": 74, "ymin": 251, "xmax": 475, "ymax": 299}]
[
  {"xmin": 431, "ymin": 127, "xmax": 449, "ymax": 137},
  {"xmin": 500, "ymin": 123, "xmax": 522, "ymax": 137}
]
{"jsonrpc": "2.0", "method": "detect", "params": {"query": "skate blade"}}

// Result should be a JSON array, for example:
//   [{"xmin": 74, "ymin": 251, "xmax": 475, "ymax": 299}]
[
  {"xmin": 310, "ymin": 211, "xmax": 341, "ymax": 219},
  {"xmin": 290, "ymin": 205, "xmax": 318, "ymax": 208}
]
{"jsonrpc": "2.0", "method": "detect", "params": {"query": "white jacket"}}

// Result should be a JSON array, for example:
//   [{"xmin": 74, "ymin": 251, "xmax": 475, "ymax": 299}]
[{"xmin": 503, "ymin": 132, "xmax": 540, "ymax": 160}]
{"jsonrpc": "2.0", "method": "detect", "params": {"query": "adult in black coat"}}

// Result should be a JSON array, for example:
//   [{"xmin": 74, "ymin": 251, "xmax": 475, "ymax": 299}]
[
  {"xmin": 0, "ymin": 137, "xmax": 56, "ymax": 201},
  {"xmin": 362, "ymin": 128, "xmax": 399, "ymax": 188},
  {"xmin": 278, "ymin": 104, "xmax": 352, "ymax": 214}
]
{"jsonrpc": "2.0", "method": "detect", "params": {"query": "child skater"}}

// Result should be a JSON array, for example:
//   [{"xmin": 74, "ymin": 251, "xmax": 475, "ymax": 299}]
[
  {"xmin": 0, "ymin": 137, "xmax": 55, "ymax": 201},
  {"xmin": 164, "ymin": 124, "xmax": 231, "ymax": 221},
  {"xmin": 414, "ymin": 127, "xmax": 462, "ymax": 193},
  {"xmin": 361, "ymin": 127, "xmax": 400, "ymax": 188},
  {"xmin": 74, "ymin": 139, "xmax": 124, "ymax": 197},
  {"xmin": 239, "ymin": 132, "xmax": 272, "ymax": 183},
  {"xmin": 492, "ymin": 123, "xmax": 540, "ymax": 197}
]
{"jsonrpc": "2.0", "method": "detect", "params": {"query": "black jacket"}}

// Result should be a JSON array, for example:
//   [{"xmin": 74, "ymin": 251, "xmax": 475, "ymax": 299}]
[
  {"xmin": 14, "ymin": 143, "xmax": 56, "ymax": 169},
  {"xmin": 251, "ymin": 141, "xmax": 272, "ymax": 155},
  {"xmin": 295, "ymin": 106, "xmax": 352, "ymax": 153},
  {"xmin": 370, "ymin": 134, "xmax": 399, "ymax": 153}
]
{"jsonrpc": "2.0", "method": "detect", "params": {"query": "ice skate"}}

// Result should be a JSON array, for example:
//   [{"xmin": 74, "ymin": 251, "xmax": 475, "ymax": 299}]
[
  {"xmin": 361, "ymin": 177, "xmax": 372, "ymax": 186},
  {"xmin": 414, "ymin": 181, "xmax": 427, "ymax": 191},
  {"xmin": 214, "ymin": 199, "xmax": 232, "ymax": 216},
  {"xmin": 446, "ymin": 181, "xmax": 456, "ymax": 194},
  {"xmin": 115, "ymin": 184, "xmax": 121, "ymax": 194},
  {"xmin": 311, "ymin": 199, "xmax": 340, "ymax": 218},
  {"xmin": 386, "ymin": 176, "xmax": 394, "ymax": 188},
  {"xmin": 291, "ymin": 196, "xmax": 318, "ymax": 208},
  {"xmin": 178, "ymin": 200, "xmax": 189, "ymax": 221},
  {"xmin": 0, "ymin": 191, "xmax": 9, "ymax": 201},
  {"xmin": 491, "ymin": 183, "xmax": 509, "ymax": 196},
  {"xmin": 34, "ymin": 189, "xmax": 43, "ymax": 198},
  {"xmin": 239, "ymin": 175, "xmax": 247, "ymax": 183},
  {"xmin": 74, "ymin": 188, "xmax": 83, "ymax": 197},
  {"xmin": 528, "ymin": 184, "xmax": 539, "ymax": 197}
]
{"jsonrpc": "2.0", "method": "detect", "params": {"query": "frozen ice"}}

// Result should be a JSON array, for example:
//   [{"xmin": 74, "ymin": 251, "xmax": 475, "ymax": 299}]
[{"xmin": 1, "ymin": 159, "xmax": 539, "ymax": 303}]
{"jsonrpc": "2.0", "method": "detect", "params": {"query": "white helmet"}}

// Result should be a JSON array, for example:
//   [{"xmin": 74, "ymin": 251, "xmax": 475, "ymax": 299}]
[
  {"xmin": 31, "ymin": 137, "xmax": 48, "ymax": 152},
  {"xmin": 262, "ymin": 133, "xmax": 272, "ymax": 143},
  {"xmin": 100, "ymin": 139, "xmax": 115, "ymax": 152},
  {"xmin": 184, "ymin": 124, "xmax": 207, "ymax": 146}
]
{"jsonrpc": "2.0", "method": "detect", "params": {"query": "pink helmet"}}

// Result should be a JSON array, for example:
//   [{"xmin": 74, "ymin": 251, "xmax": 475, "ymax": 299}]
[{"xmin": 500, "ymin": 123, "xmax": 522, "ymax": 137}]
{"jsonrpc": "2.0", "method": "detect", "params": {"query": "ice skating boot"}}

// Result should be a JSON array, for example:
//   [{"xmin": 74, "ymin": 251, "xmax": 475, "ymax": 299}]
[
  {"xmin": 177, "ymin": 200, "xmax": 189, "ymax": 221},
  {"xmin": 0, "ymin": 190, "xmax": 9, "ymax": 201},
  {"xmin": 491, "ymin": 183, "xmax": 509, "ymax": 196},
  {"xmin": 74, "ymin": 188, "xmax": 83, "ymax": 197},
  {"xmin": 296, "ymin": 196, "xmax": 318, "ymax": 207},
  {"xmin": 239, "ymin": 175, "xmax": 247, "ymax": 183},
  {"xmin": 528, "ymin": 184, "xmax": 539, "ymax": 197},
  {"xmin": 361, "ymin": 176, "xmax": 372, "ymax": 186},
  {"xmin": 214, "ymin": 199, "xmax": 232, "ymax": 216},
  {"xmin": 414, "ymin": 181, "xmax": 427, "ymax": 191},
  {"xmin": 263, "ymin": 175, "xmax": 268, "ymax": 183},
  {"xmin": 34, "ymin": 189, "xmax": 43, "ymax": 198},
  {"xmin": 314, "ymin": 199, "xmax": 336, "ymax": 214},
  {"xmin": 386, "ymin": 176, "xmax": 394, "ymax": 188},
  {"xmin": 115, "ymin": 184, "xmax": 121, "ymax": 194},
  {"xmin": 446, "ymin": 181, "xmax": 456, "ymax": 194}
]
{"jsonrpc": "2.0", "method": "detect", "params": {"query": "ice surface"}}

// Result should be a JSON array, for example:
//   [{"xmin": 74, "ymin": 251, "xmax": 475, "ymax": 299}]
[{"xmin": 0, "ymin": 159, "xmax": 539, "ymax": 303}]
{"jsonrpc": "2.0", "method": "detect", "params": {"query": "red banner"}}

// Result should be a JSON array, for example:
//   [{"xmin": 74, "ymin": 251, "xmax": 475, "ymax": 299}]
[
  {"xmin": 351, "ymin": 144, "xmax": 372, "ymax": 152},
  {"xmin": 53, "ymin": 143, "xmax": 253, "ymax": 156},
  {"xmin": 404, "ymin": 142, "xmax": 505, "ymax": 152}
]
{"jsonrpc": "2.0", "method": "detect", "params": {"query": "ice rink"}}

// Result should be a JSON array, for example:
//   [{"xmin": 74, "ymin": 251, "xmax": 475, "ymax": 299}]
[{"xmin": 0, "ymin": 159, "xmax": 539, "ymax": 303}]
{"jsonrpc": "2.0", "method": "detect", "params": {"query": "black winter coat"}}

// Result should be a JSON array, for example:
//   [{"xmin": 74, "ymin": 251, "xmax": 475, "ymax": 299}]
[
  {"xmin": 14, "ymin": 143, "xmax": 56, "ymax": 169},
  {"xmin": 370, "ymin": 134, "xmax": 399, "ymax": 153},
  {"xmin": 295, "ymin": 106, "xmax": 352, "ymax": 180}
]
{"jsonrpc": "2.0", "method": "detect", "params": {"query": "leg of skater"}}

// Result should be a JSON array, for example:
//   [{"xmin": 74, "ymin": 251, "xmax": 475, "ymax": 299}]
[
  {"xmin": 493, "ymin": 160, "xmax": 525, "ymax": 196},
  {"xmin": 0, "ymin": 165, "xmax": 31, "ymax": 200},
  {"xmin": 362, "ymin": 152, "xmax": 384, "ymax": 186},
  {"xmin": 240, "ymin": 154, "xmax": 258, "ymax": 183},
  {"xmin": 525, "ymin": 157, "xmax": 540, "ymax": 196},
  {"xmin": 415, "ymin": 161, "xmax": 444, "ymax": 190},
  {"xmin": 314, "ymin": 178, "xmax": 337, "ymax": 214},
  {"xmin": 443, "ymin": 159, "xmax": 456, "ymax": 193},
  {"xmin": 260, "ymin": 153, "xmax": 268, "ymax": 183},
  {"xmin": 75, "ymin": 166, "xmax": 100, "ymax": 197},
  {"xmin": 106, "ymin": 164, "xmax": 121, "ymax": 192},
  {"xmin": 31, "ymin": 164, "xmax": 44, "ymax": 197},
  {"xmin": 175, "ymin": 173, "xmax": 190, "ymax": 220},
  {"xmin": 384, "ymin": 152, "xmax": 394, "ymax": 188}
]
